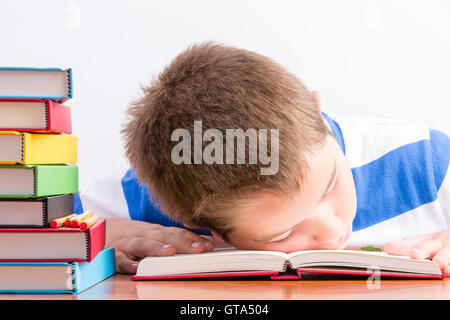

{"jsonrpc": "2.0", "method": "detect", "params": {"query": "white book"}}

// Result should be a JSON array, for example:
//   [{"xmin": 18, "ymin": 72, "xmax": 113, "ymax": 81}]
[{"xmin": 133, "ymin": 248, "xmax": 443, "ymax": 280}]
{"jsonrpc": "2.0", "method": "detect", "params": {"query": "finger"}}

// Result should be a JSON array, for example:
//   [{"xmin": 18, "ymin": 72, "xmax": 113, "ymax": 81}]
[
  {"xmin": 432, "ymin": 248, "xmax": 450, "ymax": 271},
  {"xmin": 444, "ymin": 265, "xmax": 450, "ymax": 277},
  {"xmin": 124, "ymin": 237, "xmax": 177, "ymax": 259},
  {"xmin": 115, "ymin": 250, "xmax": 139, "ymax": 275},
  {"xmin": 383, "ymin": 235, "xmax": 431, "ymax": 256},
  {"xmin": 156, "ymin": 227, "xmax": 215, "ymax": 254},
  {"xmin": 410, "ymin": 239, "xmax": 443, "ymax": 260},
  {"xmin": 200, "ymin": 235, "xmax": 216, "ymax": 251}
]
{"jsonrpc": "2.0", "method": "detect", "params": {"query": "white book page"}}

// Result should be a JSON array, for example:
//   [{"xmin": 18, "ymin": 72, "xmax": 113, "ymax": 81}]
[
  {"xmin": 0, "ymin": 101, "xmax": 47, "ymax": 128},
  {"xmin": 0, "ymin": 134, "xmax": 23, "ymax": 162},
  {"xmin": 0, "ymin": 265, "xmax": 73, "ymax": 291},
  {"xmin": 137, "ymin": 249, "xmax": 289, "ymax": 276},
  {"xmin": 0, "ymin": 168, "xmax": 34, "ymax": 195},
  {"xmin": 0, "ymin": 201, "xmax": 44, "ymax": 226},
  {"xmin": 0, "ymin": 232, "xmax": 86, "ymax": 260},
  {"xmin": 0, "ymin": 70, "xmax": 68, "ymax": 97},
  {"xmin": 286, "ymin": 250, "xmax": 440, "ymax": 275}
]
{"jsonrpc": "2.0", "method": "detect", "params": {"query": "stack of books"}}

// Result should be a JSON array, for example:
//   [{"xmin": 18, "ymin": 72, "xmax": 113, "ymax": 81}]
[{"xmin": 0, "ymin": 67, "xmax": 116, "ymax": 294}]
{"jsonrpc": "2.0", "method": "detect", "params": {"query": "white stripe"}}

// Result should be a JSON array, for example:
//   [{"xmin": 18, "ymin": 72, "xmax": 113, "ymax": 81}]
[
  {"xmin": 438, "ymin": 165, "xmax": 450, "ymax": 228},
  {"xmin": 328, "ymin": 114, "xmax": 430, "ymax": 169},
  {"xmin": 78, "ymin": 170, "xmax": 130, "ymax": 220},
  {"xmin": 346, "ymin": 167, "xmax": 450, "ymax": 249}
]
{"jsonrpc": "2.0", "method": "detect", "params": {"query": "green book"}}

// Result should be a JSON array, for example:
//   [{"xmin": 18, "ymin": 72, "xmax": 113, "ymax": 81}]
[{"xmin": 0, "ymin": 165, "xmax": 78, "ymax": 198}]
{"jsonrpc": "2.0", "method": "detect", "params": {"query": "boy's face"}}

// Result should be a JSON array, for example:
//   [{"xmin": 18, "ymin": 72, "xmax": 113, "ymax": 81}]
[{"xmin": 219, "ymin": 132, "xmax": 357, "ymax": 252}]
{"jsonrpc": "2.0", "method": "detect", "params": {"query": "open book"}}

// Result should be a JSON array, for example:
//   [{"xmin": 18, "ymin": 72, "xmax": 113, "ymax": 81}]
[{"xmin": 132, "ymin": 248, "xmax": 444, "ymax": 280}]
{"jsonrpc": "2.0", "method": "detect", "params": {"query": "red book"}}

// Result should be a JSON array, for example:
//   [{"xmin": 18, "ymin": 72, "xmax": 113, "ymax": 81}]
[
  {"xmin": 0, "ymin": 219, "xmax": 105, "ymax": 262},
  {"xmin": 0, "ymin": 98, "xmax": 72, "ymax": 134}
]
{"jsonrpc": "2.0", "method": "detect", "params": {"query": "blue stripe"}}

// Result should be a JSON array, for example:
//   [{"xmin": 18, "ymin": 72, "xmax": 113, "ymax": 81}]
[
  {"xmin": 351, "ymin": 133, "xmax": 448, "ymax": 231},
  {"xmin": 322, "ymin": 112, "xmax": 345, "ymax": 154},
  {"xmin": 121, "ymin": 169, "xmax": 212, "ymax": 236},
  {"xmin": 430, "ymin": 129, "xmax": 450, "ymax": 191},
  {"xmin": 73, "ymin": 192, "xmax": 84, "ymax": 214}
]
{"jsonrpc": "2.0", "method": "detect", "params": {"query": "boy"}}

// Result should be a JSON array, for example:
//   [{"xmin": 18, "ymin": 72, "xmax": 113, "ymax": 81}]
[{"xmin": 75, "ymin": 42, "xmax": 450, "ymax": 275}]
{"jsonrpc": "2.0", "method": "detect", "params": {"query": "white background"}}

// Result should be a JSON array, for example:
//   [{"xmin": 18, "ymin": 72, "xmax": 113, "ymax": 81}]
[{"xmin": 1, "ymin": 0, "xmax": 449, "ymax": 190}]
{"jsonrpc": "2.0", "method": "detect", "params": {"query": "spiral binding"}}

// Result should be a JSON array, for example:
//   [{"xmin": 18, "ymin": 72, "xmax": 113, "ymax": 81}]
[
  {"xmin": 44, "ymin": 100, "xmax": 49, "ymax": 130},
  {"xmin": 66, "ymin": 265, "xmax": 75, "ymax": 291},
  {"xmin": 20, "ymin": 134, "xmax": 24, "ymax": 163},
  {"xmin": 42, "ymin": 198, "xmax": 48, "ymax": 227},
  {"xmin": 85, "ymin": 231, "xmax": 90, "ymax": 261},
  {"xmin": 66, "ymin": 69, "xmax": 72, "ymax": 98},
  {"xmin": 32, "ymin": 167, "xmax": 37, "ymax": 197}
]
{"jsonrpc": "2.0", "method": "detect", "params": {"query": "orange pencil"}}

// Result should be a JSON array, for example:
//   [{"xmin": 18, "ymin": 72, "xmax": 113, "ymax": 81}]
[
  {"xmin": 50, "ymin": 213, "xmax": 76, "ymax": 229},
  {"xmin": 70, "ymin": 210, "xmax": 94, "ymax": 228},
  {"xmin": 79, "ymin": 215, "xmax": 99, "ymax": 231}
]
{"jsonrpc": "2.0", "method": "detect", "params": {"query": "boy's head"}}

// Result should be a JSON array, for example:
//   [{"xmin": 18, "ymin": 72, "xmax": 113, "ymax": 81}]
[{"xmin": 122, "ymin": 42, "xmax": 357, "ymax": 251}]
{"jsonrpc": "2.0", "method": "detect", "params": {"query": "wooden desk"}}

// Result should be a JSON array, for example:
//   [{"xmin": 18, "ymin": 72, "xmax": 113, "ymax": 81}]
[{"xmin": 1, "ymin": 274, "xmax": 450, "ymax": 300}]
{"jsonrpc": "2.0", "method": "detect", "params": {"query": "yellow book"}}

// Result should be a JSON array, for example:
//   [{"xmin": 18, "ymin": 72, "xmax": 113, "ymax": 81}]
[{"xmin": 0, "ymin": 131, "xmax": 77, "ymax": 164}]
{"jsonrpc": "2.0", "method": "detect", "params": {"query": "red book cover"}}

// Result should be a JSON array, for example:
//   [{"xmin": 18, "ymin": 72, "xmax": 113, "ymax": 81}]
[
  {"xmin": 0, "ymin": 98, "xmax": 72, "ymax": 134},
  {"xmin": 132, "ymin": 268, "xmax": 445, "ymax": 281},
  {"xmin": 0, "ymin": 219, "xmax": 105, "ymax": 262}
]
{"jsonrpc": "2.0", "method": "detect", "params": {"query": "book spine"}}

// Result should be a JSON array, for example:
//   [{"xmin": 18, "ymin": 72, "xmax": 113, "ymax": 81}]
[
  {"xmin": 45, "ymin": 194, "xmax": 75, "ymax": 224},
  {"xmin": 21, "ymin": 134, "xmax": 77, "ymax": 165},
  {"xmin": 35, "ymin": 165, "xmax": 78, "ymax": 197},
  {"xmin": 85, "ymin": 219, "xmax": 106, "ymax": 262},
  {"xmin": 73, "ymin": 247, "xmax": 116, "ymax": 294},
  {"xmin": 47, "ymin": 100, "xmax": 72, "ymax": 134}
]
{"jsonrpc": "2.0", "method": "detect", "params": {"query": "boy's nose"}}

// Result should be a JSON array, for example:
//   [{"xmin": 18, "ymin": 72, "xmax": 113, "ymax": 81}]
[{"xmin": 311, "ymin": 214, "xmax": 343, "ymax": 244}]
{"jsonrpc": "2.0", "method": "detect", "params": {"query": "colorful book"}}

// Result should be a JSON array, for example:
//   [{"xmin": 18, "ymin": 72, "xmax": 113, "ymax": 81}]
[
  {"xmin": 0, "ymin": 219, "xmax": 105, "ymax": 262},
  {"xmin": 0, "ymin": 165, "xmax": 78, "ymax": 198},
  {"xmin": 0, "ymin": 99, "xmax": 72, "ymax": 134},
  {"xmin": 132, "ymin": 248, "xmax": 444, "ymax": 280},
  {"xmin": 0, "ymin": 131, "xmax": 77, "ymax": 165},
  {"xmin": 0, "ymin": 247, "xmax": 116, "ymax": 294},
  {"xmin": 0, "ymin": 67, "xmax": 72, "ymax": 102},
  {"xmin": 0, "ymin": 194, "xmax": 74, "ymax": 228}
]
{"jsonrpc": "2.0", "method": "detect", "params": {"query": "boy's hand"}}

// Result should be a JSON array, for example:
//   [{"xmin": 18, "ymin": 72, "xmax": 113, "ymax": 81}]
[
  {"xmin": 105, "ymin": 217, "xmax": 215, "ymax": 274},
  {"xmin": 383, "ymin": 229, "xmax": 450, "ymax": 276}
]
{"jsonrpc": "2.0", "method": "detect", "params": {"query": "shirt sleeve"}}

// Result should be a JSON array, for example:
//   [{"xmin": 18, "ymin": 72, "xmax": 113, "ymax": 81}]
[{"xmin": 430, "ymin": 129, "xmax": 450, "ymax": 228}]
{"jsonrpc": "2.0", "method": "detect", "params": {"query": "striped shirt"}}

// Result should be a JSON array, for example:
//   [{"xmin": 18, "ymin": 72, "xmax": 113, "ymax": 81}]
[{"xmin": 74, "ymin": 112, "xmax": 450, "ymax": 247}]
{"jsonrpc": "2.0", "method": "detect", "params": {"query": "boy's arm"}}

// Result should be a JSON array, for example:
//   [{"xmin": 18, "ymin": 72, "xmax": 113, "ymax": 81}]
[
  {"xmin": 106, "ymin": 217, "xmax": 214, "ymax": 274},
  {"xmin": 75, "ymin": 170, "xmax": 215, "ymax": 274},
  {"xmin": 384, "ymin": 129, "xmax": 450, "ymax": 276}
]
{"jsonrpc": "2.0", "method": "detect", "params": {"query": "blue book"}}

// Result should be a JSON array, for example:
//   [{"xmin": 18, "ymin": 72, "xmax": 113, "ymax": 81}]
[
  {"xmin": 0, "ymin": 67, "xmax": 73, "ymax": 102},
  {"xmin": 0, "ymin": 247, "xmax": 116, "ymax": 294}
]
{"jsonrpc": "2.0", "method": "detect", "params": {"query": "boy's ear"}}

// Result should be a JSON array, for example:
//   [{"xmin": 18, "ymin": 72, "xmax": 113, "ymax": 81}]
[{"xmin": 312, "ymin": 90, "xmax": 321, "ymax": 112}]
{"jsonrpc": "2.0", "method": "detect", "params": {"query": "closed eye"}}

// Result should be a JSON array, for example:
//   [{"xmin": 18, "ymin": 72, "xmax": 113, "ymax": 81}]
[
  {"xmin": 324, "ymin": 174, "xmax": 338, "ymax": 198},
  {"xmin": 262, "ymin": 229, "xmax": 293, "ymax": 243}
]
